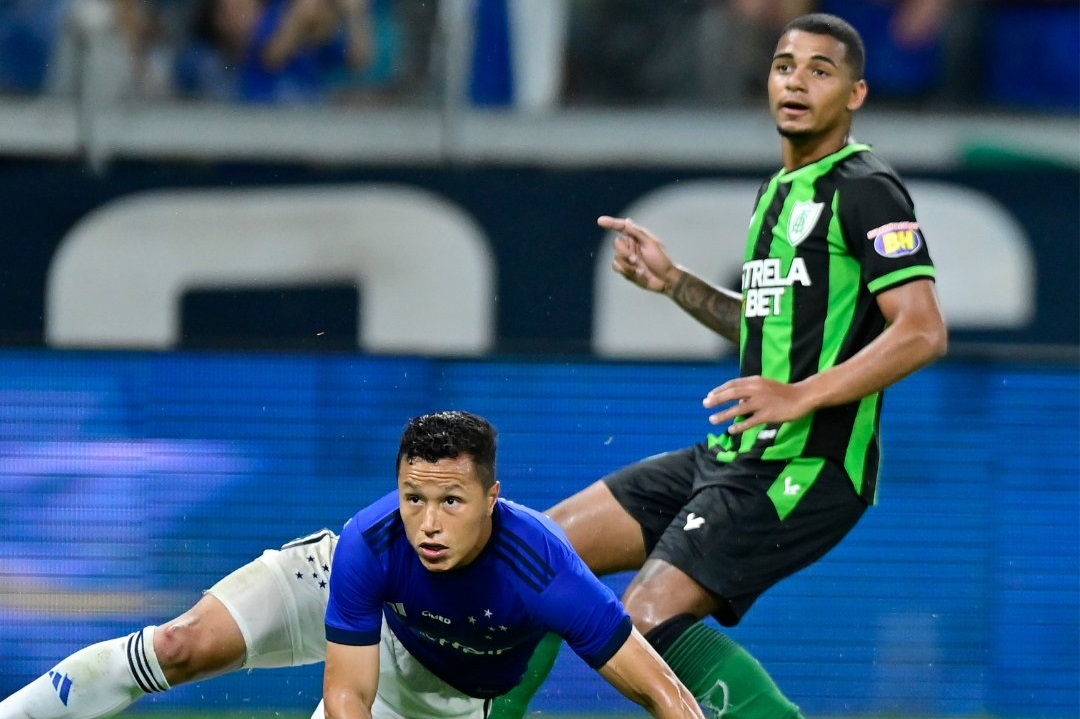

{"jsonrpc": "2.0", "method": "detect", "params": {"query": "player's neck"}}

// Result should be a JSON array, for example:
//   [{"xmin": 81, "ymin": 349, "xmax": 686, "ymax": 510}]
[{"xmin": 780, "ymin": 130, "xmax": 852, "ymax": 172}]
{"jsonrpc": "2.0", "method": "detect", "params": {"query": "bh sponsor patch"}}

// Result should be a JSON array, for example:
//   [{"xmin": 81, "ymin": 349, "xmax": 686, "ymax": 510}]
[{"xmin": 867, "ymin": 221, "xmax": 923, "ymax": 258}]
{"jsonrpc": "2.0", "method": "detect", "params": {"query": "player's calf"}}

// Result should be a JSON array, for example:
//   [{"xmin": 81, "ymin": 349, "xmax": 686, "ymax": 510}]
[{"xmin": 0, "ymin": 627, "xmax": 167, "ymax": 719}]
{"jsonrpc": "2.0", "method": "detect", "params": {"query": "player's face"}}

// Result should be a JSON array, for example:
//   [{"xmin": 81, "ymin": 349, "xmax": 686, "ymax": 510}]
[
  {"xmin": 398, "ymin": 455, "xmax": 500, "ymax": 572},
  {"xmin": 768, "ymin": 30, "xmax": 867, "ymax": 141}
]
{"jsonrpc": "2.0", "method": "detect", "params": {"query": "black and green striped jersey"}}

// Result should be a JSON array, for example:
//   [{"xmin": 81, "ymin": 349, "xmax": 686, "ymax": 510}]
[{"xmin": 710, "ymin": 143, "xmax": 935, "ymax": 504}]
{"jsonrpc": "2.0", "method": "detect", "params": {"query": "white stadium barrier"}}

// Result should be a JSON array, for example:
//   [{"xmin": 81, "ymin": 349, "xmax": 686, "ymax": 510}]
[{"xmin": 46, "ymin": 185, "xmax": 496, "ymax": 355}]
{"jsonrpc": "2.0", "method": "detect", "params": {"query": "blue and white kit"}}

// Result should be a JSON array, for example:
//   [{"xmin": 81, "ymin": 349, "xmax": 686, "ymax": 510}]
[{"xmin": 326, "ymin": 492, "xmax": 633, "ymax": 700}]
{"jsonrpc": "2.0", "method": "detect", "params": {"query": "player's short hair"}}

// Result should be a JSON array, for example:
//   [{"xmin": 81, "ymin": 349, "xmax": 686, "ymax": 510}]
[
  {"xmin": 783, "ymin": 13, "xmax": 866, "ymax": 81},
  {"xmin": 397, "ymin": 410, "xmax": 498, "ymax": 490}
]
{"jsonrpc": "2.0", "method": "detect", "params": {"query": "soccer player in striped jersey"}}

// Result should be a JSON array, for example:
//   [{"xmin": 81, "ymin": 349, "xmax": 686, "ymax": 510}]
[
  {"xmin": 494, "ymin": 12, "xmax": 949, "ymax": 719},
  {"xmin": 321, "ymin": 410, "xmax": 702, "ymax": 719}
]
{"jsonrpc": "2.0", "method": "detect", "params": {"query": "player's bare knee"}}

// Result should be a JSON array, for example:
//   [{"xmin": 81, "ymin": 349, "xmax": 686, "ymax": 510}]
[
  {"xmin": 154, "ymin": 595, "xmax": 237, "ymax": 675},
  {"xmin": 153, "ymin": 620, "xmax": 200, "ymax": 675},
  {"xmin": 622, "ymin": 576, "xmax": 682, "ymax": 633},
  {"xmin": 623, "ymin": 560, "xmax": 715, "ymax": 633}
]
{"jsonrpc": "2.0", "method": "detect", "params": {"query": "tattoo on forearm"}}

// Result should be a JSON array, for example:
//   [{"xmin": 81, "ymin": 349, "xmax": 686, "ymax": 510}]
[{"xmin": 671, "ymin": 273, "xmax": 741, "ymax": 344}]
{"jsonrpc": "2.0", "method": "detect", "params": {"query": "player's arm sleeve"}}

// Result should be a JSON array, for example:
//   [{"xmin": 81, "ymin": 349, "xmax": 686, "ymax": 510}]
[
  {"xmin": 532, "ymin": 554, "xmax": 633, "ymax": 670},
  {"xmin": 325, "ymin": 517, "xmax": 385, "ymax": 646},
  {"xmin": 838, "ymin": 174, "xmax": 936, "ymax": 295}
]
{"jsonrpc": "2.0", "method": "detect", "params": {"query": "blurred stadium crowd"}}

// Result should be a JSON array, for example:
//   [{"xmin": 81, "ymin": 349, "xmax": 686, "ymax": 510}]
[{"xmin": 0, "ymin": 0, "xmax": 1075, "ymax": 112}]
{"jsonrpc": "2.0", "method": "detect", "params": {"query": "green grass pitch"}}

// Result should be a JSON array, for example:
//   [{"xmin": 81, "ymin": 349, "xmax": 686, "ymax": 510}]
[
  {"xmin": 126, "ymin": 714, "xmax": 648, "ymax": 719},
  {"xmin": 122, "ymin": 712, "xmax": 950, "ymax": 716}
]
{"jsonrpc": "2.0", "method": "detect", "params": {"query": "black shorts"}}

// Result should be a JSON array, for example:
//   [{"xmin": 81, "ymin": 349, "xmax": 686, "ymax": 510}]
[{"xmin": 603, "ymin": 441, "xmax": 867, "ymax": 626}]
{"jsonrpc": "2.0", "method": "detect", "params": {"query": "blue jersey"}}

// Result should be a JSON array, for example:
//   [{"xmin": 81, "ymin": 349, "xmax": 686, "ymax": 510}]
[{"xmin": 325, "ymin": 492, "xmax": 632, "ymax": 698}]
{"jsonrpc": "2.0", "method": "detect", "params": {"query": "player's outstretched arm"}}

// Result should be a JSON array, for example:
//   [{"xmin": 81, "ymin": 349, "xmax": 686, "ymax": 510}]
[
  {"xmin": 600, "ymin": 215, "xmax": 742, "ymax": 344},
  {"xmin": 596, "ymin": 627, "xmax": 706, "ymax": 719},
  {"xmin": 322, "ymin": 641, "xmax": 379, "ymax": 719}
]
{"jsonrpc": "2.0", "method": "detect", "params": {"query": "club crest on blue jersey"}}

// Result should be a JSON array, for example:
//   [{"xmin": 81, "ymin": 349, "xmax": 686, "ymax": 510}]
[
  {"xmin": 787, "ymin": 201, "xmax": 824, "ymax": 246},
  {"xmin": 868, "ymin": 221, "xmax": 923, "ymax": 258}
]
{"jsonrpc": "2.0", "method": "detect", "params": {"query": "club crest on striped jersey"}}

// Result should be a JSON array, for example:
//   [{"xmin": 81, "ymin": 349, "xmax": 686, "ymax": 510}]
[{"xmin": 787, "ymin": 201, "xmax": 824, "ymax": 246}]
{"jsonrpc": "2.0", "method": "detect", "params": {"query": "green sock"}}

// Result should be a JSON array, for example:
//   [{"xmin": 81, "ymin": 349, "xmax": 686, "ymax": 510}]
[
  {"xmin": 662, "ymin": 623, "xmax": 803, "ymax": 719},
  {"xmin": 488, "ymin": 632, "xmax": 563, "ymax": 719}
]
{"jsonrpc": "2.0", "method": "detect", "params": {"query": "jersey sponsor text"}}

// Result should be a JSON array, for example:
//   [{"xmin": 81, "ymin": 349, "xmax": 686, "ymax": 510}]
[
  {"xmin": 741, "ymin": 257, "xmax": 812, "ymax": 317},
  {"xmin": 414, "ymin": 627, "xmax": 515, "ymax": 657}
]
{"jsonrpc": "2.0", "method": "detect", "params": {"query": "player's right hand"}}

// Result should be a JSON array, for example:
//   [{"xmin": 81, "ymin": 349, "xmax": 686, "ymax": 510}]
[{"xmin": 599, "ymin": 216, "xmax": 682, "ymax": 295}]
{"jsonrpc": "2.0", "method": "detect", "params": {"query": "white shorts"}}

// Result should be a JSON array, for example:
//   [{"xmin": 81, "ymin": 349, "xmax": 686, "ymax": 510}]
[
  {"xmin": 206, "ymin": 529, "xmax": 337, "ymax": 669},
  {"xmin": 309, "ymin": 620, "xmax": 489, "ymax": 719}
]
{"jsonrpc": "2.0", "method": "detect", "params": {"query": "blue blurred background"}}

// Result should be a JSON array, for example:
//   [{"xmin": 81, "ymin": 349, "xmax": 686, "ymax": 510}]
[
  {"xmin": 0, "ymin": 352, "xmax": 1076, "ymax": 717},
  {"xmin": 0, "ymin": 0, "xmax": 1076, "ymax": 716}
]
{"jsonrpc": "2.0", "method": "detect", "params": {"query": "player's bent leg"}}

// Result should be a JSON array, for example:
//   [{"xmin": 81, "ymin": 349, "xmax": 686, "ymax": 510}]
[
  {"xmin": 155, "ymin": 528, "xmax": 337, "ymax": 683},
  {"xmin": 0, "ymin": 561, "xmax": 275, "ymax": 718},
  {"xmin": 626, "ymin": 560, "xmax": 803, "ymax": 719},
  {"xmin": 154, "ymin": 595, "xmax": 247, "ymax": 685},
  {"xmin": 207, "ymin": 528, "xmax": 336, "ymax": 670},
  {"xmin": 557, "ymin": 445, "xmax": 701, "ymax": 577},
  {"xmin": 0, "ymin": 627, "xmax": 168, "ymax": 719},
  {"xmin": 0, "ymin": 529, "xmax": 336, "ymax": 719},
  {"xmin": 546, "ymin": 480, "xmax": 648, "ymax": 575}
]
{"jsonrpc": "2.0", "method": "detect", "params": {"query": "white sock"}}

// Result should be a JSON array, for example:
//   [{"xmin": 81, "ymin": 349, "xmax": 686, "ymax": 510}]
[{"xmin": 0, "ymin": 627, "xmax": 170, "ymax": 719}]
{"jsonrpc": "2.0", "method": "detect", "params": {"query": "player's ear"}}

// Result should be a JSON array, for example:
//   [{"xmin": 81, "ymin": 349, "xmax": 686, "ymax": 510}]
[
  {"xmin": 488, "ymin": 480, "xmax": 501, "ymax": 512},
  {"xmin": 847, "ymin": 78, "xmax": 868, "ymax": 112}
]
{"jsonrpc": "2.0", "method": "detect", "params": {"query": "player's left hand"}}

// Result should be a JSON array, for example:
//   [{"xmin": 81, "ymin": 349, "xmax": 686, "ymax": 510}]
[{"xmin": 702, "ymin": 376, "xmax": 813, "ymax": 434}]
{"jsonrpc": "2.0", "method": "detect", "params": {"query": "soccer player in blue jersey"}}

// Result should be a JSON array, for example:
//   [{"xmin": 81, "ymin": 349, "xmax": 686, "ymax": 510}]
[
  {"xmin": 320, "ymin": 410, "xmax": 704, "ymax": 719},
  {"xmin": 1, "ymin": 411, "xmax": 704, "ymax": 719}
]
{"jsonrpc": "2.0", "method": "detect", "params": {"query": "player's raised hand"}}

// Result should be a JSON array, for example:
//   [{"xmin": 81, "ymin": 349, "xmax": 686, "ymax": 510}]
[
  {"xmin": 599, "ymin": 216, "xmax": 683, "ymax": 295},
  {"xmin": 702, "ymin": 375, "xmax": 815, "ymax": 434}
]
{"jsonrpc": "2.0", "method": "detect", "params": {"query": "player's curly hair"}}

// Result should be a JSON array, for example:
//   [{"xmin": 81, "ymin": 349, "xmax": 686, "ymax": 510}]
[
  {"xmin": 397, "ymin": 411, "xmax": 498, "ymax": 489},
  {"xmin": 783, "ymin": 13, "xmax": 866, "ymax": 81}
]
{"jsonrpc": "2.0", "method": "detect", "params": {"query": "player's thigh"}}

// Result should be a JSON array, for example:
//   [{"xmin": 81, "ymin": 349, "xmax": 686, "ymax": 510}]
[
  {"xmin": 547, "ymin": 480, "xmax": 646, "ymax": 575},
  {"xmin": 553, "ymin": 445, "xmax": 699, "ymax": 575},
  {"xmin": 374, "ymin": 622, "xmax": 489, "ymax": 719},
  {"xmin": 207, "ymin": 528, "xmax": 337, "ymax": 669},
  {"xmin": 650, "ymin": 457, "xmax": 866, "ymax": 626}
]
